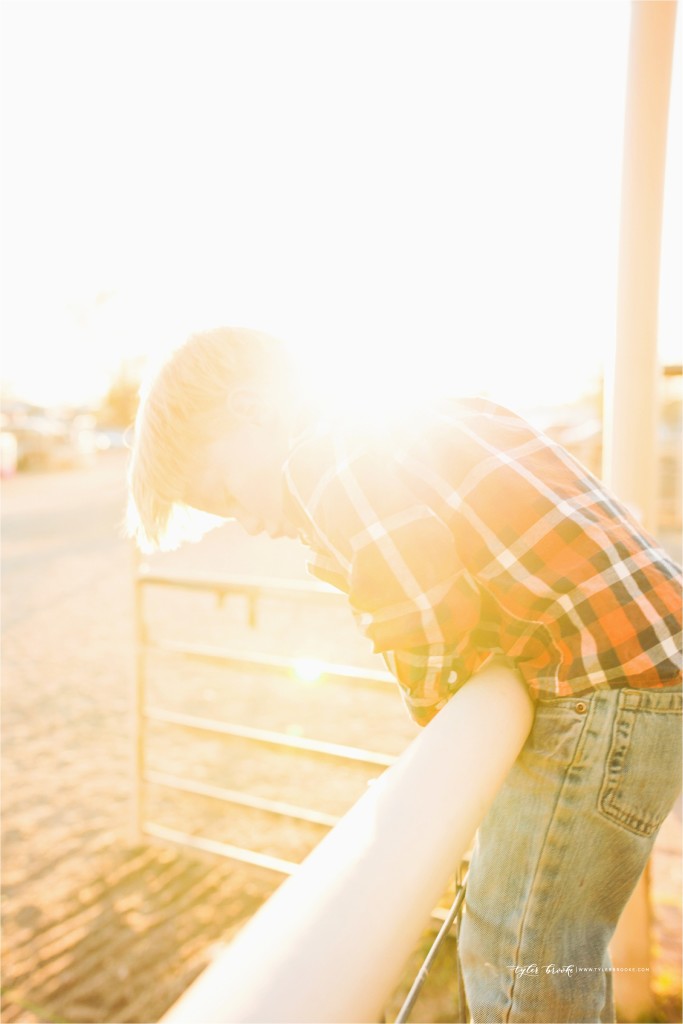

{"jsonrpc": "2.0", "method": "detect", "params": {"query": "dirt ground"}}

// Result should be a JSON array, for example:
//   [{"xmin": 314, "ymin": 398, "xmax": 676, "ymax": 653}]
[{"xmin": 1, "ymin": 450, "xmax": 681, "ymax": 1024}]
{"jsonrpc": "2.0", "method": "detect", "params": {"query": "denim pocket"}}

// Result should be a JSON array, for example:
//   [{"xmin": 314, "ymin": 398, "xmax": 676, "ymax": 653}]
[
  {"xmin": 524, "ymin": 702, "xmax": 589, "ymax": 768},
  {"xmin": 598, "ymin": 687, "xmax": 682, "ymax": 838}
]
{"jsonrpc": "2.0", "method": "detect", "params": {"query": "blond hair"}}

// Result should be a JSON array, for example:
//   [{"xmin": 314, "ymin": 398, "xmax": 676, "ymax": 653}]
[{"xmin": 126, "ymin": 326, "xmax": 293, "ymax": 552}]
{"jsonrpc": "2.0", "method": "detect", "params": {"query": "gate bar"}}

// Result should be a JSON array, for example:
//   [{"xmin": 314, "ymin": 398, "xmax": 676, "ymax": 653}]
[
  {"xmin": 138, "ymin": 569, "xmax": 339, "ymax": 600},
  {"xmin": 146, "ymin": 705, "xmax": 396, "ymax": 767},
  {"xmin": 395, "ymin": 874, "xmax": 468, "ymax": 1023},
  {"xmin": 149, "ymin": 639, "xmax": 395, "ymax": 689},
  {"xmin": 145, "ymin": 770, "xmax": 340, "ymax": 828}
]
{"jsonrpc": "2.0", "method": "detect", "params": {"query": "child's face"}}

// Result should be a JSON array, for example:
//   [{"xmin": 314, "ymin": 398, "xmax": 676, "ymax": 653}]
[{"xmin": 183, "ymin": 389, "xmax": 298, "ymax": 540}]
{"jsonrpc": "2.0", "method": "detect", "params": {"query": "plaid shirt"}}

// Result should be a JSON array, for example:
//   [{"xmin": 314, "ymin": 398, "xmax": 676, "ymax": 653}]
[{"xmin": 283, "ymin": 398, "xmax": 682, "ymax": 726}]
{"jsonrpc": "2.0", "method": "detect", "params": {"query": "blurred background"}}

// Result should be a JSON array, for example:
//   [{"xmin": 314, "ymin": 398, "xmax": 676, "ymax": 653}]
[
  {"xmin": 1, "ymin": 2, "xmax": 680, "ymax": 1022},
  {"xmin": 1, "ymin": 2, "xmax": 680, "ymax": 414},
  {"xmin": 1, "ymin": 1, "xmax": 680, "ymax": 533}
]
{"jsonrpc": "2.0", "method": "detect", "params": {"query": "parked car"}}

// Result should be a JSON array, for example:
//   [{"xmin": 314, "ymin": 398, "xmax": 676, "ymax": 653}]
[{"xmin": 9, "ymin": 414, "xmax": 97, "ymax": 471}]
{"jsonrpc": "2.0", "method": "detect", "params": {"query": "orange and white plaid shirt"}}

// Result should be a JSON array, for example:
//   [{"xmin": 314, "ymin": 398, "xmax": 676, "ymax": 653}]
[{"xmin": 283, "ymin": 398, "xmax": 682, "ymax": 726}]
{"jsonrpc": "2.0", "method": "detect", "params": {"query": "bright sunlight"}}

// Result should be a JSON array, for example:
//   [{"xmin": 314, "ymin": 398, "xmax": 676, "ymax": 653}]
[{"xmin": 3, "ymin": 3, "xmax": 679, "ymax": 418}]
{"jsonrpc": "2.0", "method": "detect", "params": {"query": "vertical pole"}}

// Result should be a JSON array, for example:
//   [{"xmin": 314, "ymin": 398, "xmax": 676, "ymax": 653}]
[
  {"xmin": 603, "ymin": 0, "xmax": 678, "ymax": 530},
  {"xmin": 603, "ymin": 3, "xmax": 678, "ymax": 1020},
  {"xmin": 132, "ymin": 549, "xmax": 147, "ymax": 843}
]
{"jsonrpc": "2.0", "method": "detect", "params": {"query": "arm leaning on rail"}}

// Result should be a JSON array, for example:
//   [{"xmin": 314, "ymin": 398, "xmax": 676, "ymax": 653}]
[{"xmin": 161, "ymin": 659, "xmax": 534, "ymax": 1024}]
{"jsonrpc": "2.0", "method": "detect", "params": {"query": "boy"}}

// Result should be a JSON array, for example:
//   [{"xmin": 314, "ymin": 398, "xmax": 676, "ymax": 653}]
[{"xmin": 127, "ymin": 326, "xmax": 681, "ymax": 1023}]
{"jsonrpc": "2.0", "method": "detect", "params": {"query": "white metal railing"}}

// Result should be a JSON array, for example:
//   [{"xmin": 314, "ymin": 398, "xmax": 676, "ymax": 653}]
[{"xmin": 160, "ymin": 660, "xmax": 534, "ymax": 1023}]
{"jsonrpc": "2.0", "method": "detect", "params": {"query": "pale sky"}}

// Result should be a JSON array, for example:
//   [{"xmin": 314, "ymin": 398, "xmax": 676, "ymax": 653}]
[{"xmin": 1, "ymin": 1, "xmax": 680, "ymax": 413}]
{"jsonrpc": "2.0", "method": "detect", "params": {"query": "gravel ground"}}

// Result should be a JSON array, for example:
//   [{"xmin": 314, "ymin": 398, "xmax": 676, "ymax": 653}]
[{"xmin": 1, "ymin": 450, "xmax": 680, "ymax": 1024}]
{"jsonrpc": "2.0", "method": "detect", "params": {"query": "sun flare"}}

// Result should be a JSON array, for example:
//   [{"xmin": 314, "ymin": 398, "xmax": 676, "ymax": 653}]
[{"xmin": 293, "ymin": 658, "xmax": 325, "ymax": 685}]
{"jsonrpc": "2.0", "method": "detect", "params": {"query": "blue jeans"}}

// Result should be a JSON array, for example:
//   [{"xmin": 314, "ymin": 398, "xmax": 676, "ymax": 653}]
[{"xmin": 458, "ymin": 682, "xmax": 682, "ymax": 1023}]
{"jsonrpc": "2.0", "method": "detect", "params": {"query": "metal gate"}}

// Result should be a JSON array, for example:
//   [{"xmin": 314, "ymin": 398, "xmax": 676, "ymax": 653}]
[{"xmin": 134, "ymin": 565, "xmax": 469, "ymax": 1020}]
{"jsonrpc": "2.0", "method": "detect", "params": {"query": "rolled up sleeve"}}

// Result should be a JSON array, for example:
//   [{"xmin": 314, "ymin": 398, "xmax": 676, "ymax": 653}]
[
  {"xmin": 346, "ymin": 507, "xmax": 481, "ymax": 724},
  {"xmin": 297, "ymin": 445, "xmax": 483, "ymax": 726}
]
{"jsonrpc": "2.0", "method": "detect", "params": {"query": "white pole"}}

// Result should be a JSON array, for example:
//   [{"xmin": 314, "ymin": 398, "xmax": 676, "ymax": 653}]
[
  {"xmin": 603, "ymin": 4, "xmax": 678, "ymax": 1018},
  {"xmin": 162, "ymin": 661, "xmax": 533, "ymax": 1024},
  {"xmin": 603, "ymin": 0, "xmax": 678, "ymax": 531}
]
